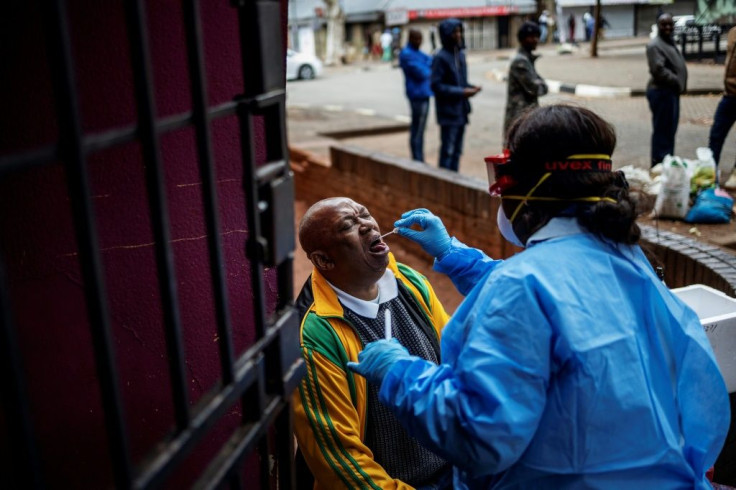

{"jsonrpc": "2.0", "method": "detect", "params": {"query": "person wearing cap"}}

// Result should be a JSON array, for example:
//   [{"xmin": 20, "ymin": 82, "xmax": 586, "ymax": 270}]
[
  {"xmin": 431, "ymin": 18, "xmax": 481, "ymax": 172},
  {"xmin": 503, "ymin": 21, "xmax": 548, "ymax": 142},
  {"xmin": 292, "ymin": 197, "xmax": 453, "ymax": 489},
  {"xmin": 348, "ymin": 105, "xmax": 730, "ymax": 488}
]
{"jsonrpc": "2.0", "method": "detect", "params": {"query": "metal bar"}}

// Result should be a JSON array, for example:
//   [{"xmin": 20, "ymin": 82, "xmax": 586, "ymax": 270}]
[
  {"xmin": 123, "ymin": 0, "xmax": 190, "ymax": 430},
  {"xmin": 133, "ymin": 354, "xmax": 261, "ymax": 489},
  {"xmin": 182, "ymin": 0, "xmax": 236, "ymax": 385},
  {"xmin": 40, "ymin": 0, "xmax": 133, "ymax": 486},
  {"xmin": 236, "ymin": 6, "xmax": 268, "ymax": 341},
  {"xmin": 275, "ymin": 401, "xmax": 296, "ymax": 490},
  {"xmin": 0, "ymin": 145, "xmax": 57, "ymax": 177},
  {"xmin": 228, "ymin": 470, "xmax": 244, "ymax": 490},
  {"xmin": 0, "ymin": 258, "xmax": 44, "ymax": 488},
  {"xmin": 209, "ymin": 100, "xmax": 239, "ymax": 119},
  {"xmin": 83, "ymin": 125, "xmax": 138, "ymax": 154},
  {"xmin": 236, "ymin": 89, "xmax": 285, "ymax": 112},
  {"xmin": 275, "ymin": 262, "xmax": 293, "ymax": 319},
  {"xmin": 0, "ymin": 101, "xmax": 239, "ymax": 178},
  {"xmin": 193, "ymin": 398, "xmax": 286, "ymax": 490},
  {"xmin": 254, "ymin": 159, "xmax": 287, "ymax": 184},
  {"xmin": 262, "ymin": 100, "xmax": 288, "ymax": 163},
  {"xmin": 258, "ymin": 437, "xmax": 271, "ymax": 490}
]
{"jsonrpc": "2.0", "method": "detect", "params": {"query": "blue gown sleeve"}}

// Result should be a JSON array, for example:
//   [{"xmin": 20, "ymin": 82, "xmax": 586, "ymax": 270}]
[
  {"xmin": 433, "ymin": 238, "xmax": 503, "ymax": 296},
  {"xmin": 378, "ymin": 271, "xmax": 550, "ymax": 477}
]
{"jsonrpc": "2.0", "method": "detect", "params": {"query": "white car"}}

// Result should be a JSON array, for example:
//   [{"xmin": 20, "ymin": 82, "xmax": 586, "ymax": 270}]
[
  {"xmin": 286, "ymin": 49, "xmax": 323, "ymax": 81},
  {"xmin": 650, "ymin": 15, "xmax": 720, "ymax": 42}
]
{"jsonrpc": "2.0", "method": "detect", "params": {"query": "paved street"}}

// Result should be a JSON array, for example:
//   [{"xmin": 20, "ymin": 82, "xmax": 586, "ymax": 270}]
[{"xmin": 287, "ymin": 38, "xmax": 736, "ymax": 183}]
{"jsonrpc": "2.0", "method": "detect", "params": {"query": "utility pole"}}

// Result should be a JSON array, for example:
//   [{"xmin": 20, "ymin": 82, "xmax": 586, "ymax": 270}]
[
  {"xmin": 590, "ymin": 0, "xmax": 601, "ymax": 57},
  {"xmin": 291, "ymin": 0, "xmax": 299, "ymax": 51}
]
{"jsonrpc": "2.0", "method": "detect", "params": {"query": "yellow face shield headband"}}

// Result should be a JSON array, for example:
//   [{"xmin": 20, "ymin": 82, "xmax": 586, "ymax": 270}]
[{"xmin": 500, "ymin": 154, "xmax": 617, "ymax": 223}]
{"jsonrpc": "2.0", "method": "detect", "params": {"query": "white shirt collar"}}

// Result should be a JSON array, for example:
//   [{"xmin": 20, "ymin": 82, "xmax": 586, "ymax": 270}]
[{"xmin": 327, "ymin": 268, "xmax": 399, "ymax": 319}]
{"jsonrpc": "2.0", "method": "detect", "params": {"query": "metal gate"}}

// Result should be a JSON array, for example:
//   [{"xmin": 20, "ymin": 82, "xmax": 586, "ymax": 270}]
[{"xmin": 0, "ymin": 0, "xmax": 304, "ymax": 488}]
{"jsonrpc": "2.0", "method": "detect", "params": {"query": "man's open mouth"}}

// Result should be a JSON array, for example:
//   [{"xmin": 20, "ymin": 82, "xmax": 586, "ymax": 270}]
[{"xmin": 369, "ymin": 236, "xmax": 388, "ymax": 253}]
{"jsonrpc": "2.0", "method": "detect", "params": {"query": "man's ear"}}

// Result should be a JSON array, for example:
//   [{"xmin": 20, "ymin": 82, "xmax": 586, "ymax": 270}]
[{"xmin": 309, "ymin": 250, "xmax": 334, "ymax": 272}]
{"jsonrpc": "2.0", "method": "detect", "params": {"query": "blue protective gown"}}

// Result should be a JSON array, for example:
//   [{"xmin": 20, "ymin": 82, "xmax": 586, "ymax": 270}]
[{"xmin": 379, "ymin": 218, "xmax": 730, "ymax": 489}]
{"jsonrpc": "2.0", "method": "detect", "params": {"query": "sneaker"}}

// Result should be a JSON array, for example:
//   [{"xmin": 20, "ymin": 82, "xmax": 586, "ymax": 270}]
[{"xmin": 723, "ymin": 172, "xmax": 736, "ymax": 190}]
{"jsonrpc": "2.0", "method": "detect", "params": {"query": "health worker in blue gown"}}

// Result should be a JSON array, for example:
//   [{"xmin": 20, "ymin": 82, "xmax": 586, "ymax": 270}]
[{"xmin": 348, "ymin": 105, "xmax": 730, "ymax": 489}]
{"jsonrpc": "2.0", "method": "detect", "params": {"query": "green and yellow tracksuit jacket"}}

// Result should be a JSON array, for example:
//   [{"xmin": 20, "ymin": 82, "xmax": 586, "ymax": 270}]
[{"xmin": 293, "ymin": 253, "xmax": 450, "ymax": 489}]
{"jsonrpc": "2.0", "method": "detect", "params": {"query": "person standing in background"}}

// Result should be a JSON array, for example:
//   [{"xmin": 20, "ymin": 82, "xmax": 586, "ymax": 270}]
[
  {"xmin": 431, "ymin": 18, "xmax": 481, "ymax": 172},
  {"xmin": 399, "ymin": 29, "xmax": 433, "ymax": 162},
  {"xmin": 583, "ymin": 8, "xmax": 594, "ymax": 41},
  {"xmin": 646, "ymin": 12, "xmax": 688, "ymax": 167},
  {"xmin": 568, "ymin": 13, "xmax": 576, "ymax": 44},
  {"xmin": 709, "ymin": 26, "xmax": 736, "ymax": 181},
  {"xmin": 429, "ymin": 25, "xmax": 438, "ymax": 52},
  {"xmin": 380, "ymin": 29, "xmax": 393, "ymax": 62},
  {"xmin": 504, "ymin": 22, "xmax": 548, "ymax": 141},
  {"xmin": 548, "ymin": 13, "xmax": 557, "ymax": 43},
  {"xmin": 538, "ymin": 10, "xmax": 549, "ymax": 43}
]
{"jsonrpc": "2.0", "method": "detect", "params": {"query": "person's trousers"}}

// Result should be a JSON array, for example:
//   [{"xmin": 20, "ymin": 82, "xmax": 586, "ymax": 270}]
[
  {"xmin": 438, "ymin": 124, "xmax": 465, "ymax": 172},
  {"xmin": 409, "ymin": 98, "xmax": 430, "ymax": 162},
  {"xmin": 646, "ymin": 87, "xmax": 680, "ymax": 167},
  {"xmin": 709, "ymin": 95, "xmax": 736, "ymax": 166}
]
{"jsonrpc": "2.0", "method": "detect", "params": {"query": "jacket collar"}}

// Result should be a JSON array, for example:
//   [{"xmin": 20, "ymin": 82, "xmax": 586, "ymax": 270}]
[
  {"xmin": 309, "ymin": 253, "xmax": 402, "ymax": 318},
  {"xmin": 517, "ymin": 47, "xmax": 539, "ymax": 62}
]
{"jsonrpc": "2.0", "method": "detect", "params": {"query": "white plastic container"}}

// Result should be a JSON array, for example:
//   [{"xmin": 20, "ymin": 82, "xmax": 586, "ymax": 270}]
[{"xmin": 672, "ymin": 284, "xmax": 736, "ymax": 393}]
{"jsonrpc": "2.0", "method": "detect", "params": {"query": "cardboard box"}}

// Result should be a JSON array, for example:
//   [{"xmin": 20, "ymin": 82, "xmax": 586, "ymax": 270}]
[{"xmin": 672, "ymin": 284, "xmax": 736, "ymax": 393}]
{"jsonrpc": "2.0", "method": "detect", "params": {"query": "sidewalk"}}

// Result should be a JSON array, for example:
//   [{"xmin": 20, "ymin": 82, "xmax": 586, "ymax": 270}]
[{"xmin": 486, "ymin": 36, "xmax": 724, "ymax": 97}]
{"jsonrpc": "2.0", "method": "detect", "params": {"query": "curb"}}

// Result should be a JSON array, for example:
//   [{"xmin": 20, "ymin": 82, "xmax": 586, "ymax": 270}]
[
  {"xmin": 287, "ymin": 102, "xmax": 410, "ymax": 125},
  {"xmin": 489, "ymin": 69, "xmax": 721, "ymax": 99},
  {"xmin": 547, "ymin": 79, "xmax": 633, "ymax": 98}
]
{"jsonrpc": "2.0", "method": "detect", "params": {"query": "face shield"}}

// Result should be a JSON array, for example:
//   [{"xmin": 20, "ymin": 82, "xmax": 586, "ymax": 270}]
[{"xmin": 484, "ymin": 150, "xmax": 619, "ymax": 223}]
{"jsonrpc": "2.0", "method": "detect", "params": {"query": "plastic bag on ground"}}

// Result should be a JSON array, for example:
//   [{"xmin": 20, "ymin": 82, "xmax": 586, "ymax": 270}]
[
  {"xmin": 654, "ymin": 155, "xmax": 691, "ymax": 219},
  {"xmin": 684, "ymin": 187, "xmax": 733, "ymax": 224},
  {"xmin": 690, "ymin": 147, "xmax": 717, "ymax": 194}
]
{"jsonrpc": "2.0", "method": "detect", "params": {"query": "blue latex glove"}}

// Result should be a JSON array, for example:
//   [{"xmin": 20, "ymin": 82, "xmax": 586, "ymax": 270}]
[
  {"xmin": 394, "ymin": 208, "xmax": 452, "ymax": 259},
  {"xmin": 347, "ymin": 338, "xmax": 413, "ymax": 385}
]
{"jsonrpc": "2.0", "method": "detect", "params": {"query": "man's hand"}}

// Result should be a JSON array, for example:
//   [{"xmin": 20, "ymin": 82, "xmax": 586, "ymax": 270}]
[
  {"xmin": 463, "ymin": 86, "xmax": 482, "ymax": 98},
  {"xmin": 394, "ymin": 208, "xmax": 452, "ymax": 259},
  {"xmin": 347, "ymin": 339, "xmax": 413, "ymax": 385}
]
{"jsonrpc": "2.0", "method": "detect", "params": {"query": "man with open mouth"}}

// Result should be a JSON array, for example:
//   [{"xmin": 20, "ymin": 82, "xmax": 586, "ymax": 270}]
[{"xmin": 293, "ymin": 197, "xmax": 452, "ymax": 489}]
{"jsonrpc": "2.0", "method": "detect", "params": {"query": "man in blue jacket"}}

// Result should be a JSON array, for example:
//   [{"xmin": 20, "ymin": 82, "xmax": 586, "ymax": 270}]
[
  {"xmin": 399, "ymin": 29, "xmax": 433, "ymax": 162},
  {"xmin": 431, "ymin": 18, "xmax": 481, "ymax": 172}
]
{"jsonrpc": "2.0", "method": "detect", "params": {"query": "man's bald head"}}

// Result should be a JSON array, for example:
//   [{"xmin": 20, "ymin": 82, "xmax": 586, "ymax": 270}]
[
  {"xmin": 298, "ymin": 198, "xmax": 389, "ymax": 297},
  {"xmin": 298, "ymin": 197, "xmax": 347, "ymax": 256}
]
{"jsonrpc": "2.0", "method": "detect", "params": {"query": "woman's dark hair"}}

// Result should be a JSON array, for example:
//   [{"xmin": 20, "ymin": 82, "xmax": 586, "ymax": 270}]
[{"xmin": 504, "ymin": 104, "xmax": 640, "ymax": 245}]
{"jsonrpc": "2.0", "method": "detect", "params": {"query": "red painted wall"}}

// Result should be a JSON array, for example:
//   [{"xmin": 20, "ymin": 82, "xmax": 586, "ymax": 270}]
[{"xmin": 0, "ymin": 0, "xmax": 284, "ymax": 487}]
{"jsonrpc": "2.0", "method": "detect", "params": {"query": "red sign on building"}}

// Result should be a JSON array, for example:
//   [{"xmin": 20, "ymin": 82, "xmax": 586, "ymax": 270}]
[{"xmin": 409, "ymin": 6, "xmax": 519, "ymax": 19}]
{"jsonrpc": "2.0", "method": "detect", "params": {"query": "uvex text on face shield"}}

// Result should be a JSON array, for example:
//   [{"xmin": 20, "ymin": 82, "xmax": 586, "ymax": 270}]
[{"xmin": 484, "ymin": 151, "xmax": 617, "ymax": 222}]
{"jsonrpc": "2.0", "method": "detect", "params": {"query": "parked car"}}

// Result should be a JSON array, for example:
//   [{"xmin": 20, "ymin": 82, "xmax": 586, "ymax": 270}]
[
  {"xmin": 650, "ymin": 15, "xmax": 721, "ymax": 42},
  {"xmin": 286, "ymin": 49, "xmax": 323, "ymax": 81}
]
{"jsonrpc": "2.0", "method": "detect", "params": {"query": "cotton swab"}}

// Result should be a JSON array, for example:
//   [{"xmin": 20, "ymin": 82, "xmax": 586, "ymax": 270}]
[
  {"xmin": 384, "ymin": 309, "xmax": 392, "ymax": 340},
  {"xmin": 380, "ymin": 228, "xmax": 398, "ymax": 240}
]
